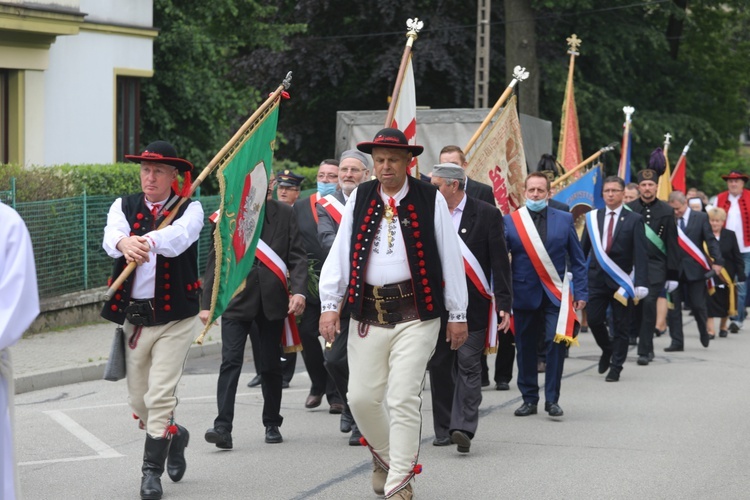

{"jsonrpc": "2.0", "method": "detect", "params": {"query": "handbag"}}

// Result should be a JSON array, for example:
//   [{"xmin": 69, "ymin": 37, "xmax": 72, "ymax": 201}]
[{"xmin": 103, "ymin": 326, "xmax": 127, "ymax": 381}]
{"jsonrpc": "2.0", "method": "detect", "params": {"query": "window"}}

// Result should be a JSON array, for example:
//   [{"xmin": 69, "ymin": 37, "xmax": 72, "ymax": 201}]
[{"xmin": 116, "ymin": 76, "xmax": 140, "ymax": 161}]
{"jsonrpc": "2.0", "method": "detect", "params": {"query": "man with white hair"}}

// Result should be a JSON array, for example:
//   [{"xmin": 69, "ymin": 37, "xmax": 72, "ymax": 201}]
[{"xmin": 317, "ymin": 149, "xmax": 371, "ymax": 445}]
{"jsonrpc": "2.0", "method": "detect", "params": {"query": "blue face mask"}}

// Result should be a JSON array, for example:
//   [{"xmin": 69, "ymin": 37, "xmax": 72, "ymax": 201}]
[
  {"xmin": 317, "ymin": 182, "xmax": 337, "ymax": 197},
  {"xmin": 525, "ymin": 198, "xmax": 547, "ymax": 212}
]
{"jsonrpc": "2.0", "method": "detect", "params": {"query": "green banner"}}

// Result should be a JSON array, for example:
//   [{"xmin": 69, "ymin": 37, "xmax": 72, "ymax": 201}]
[{"xmin": 206, "ymin": 104, "xmax": 279, "ymax": 324}]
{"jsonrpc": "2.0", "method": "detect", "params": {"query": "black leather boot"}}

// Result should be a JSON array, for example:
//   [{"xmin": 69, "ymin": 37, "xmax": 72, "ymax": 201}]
[
  {"xmin": 141, "ymin": 435, "xmax": 170, "ymax": 500},
  {"xmin": 167, "ymin": 424, "xmax": 190, "ymax": 482}
]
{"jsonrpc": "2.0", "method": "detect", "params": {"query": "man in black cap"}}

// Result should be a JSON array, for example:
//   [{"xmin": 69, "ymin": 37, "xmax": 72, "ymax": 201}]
[
  {"xmin": 627, "ymin": 152, "xmax": 681, "ymax": 365},
  {"xmin": 716, "ymin": 170, "xmax": 750, "ymax": 332},
  {"xmin": 275, "ymin": 169, "xmax": 305, "ymax": 206},
  {"xmin": 101, "ymin": 140, "xmax": 204, "ymax": 500},
  {"xmin": 319, "ymin": 128, "xmax": 468, "ymax": 500}
]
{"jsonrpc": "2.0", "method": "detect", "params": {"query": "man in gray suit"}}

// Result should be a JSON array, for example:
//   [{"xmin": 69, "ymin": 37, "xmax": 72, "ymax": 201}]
[{"xmin": 666, "ymin": 191, "xmax": 724, "ymax": 350}]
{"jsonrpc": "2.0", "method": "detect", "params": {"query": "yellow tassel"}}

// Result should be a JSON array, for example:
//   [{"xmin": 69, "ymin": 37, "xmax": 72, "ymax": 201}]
[
  {"xmin": 553, "ymin": 333, "xmax": 579, "ymax": 347},
  {"xmin": 283, "ymin": 345, "xmax": 304, "ymax": 354},
  {"xmin": 484, "ymin": 347, "xmax": 499, "ymax": 355}
]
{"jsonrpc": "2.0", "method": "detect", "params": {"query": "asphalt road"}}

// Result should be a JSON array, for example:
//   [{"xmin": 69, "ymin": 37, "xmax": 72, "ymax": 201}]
[{"xmin": 16, "ymin": 316, "xmax": 750, "ymax": 499}]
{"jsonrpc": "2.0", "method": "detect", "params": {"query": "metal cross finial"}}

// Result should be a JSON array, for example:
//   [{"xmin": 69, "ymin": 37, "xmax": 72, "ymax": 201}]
[
  {"xmin": 664, "ymin": 132, "xmax": 672, "ymax": 146},
  {"xmin": 566, "ymin": 34, "xmax": 582, "ymax": 55},
  {"xmin": 623, "ymin": 106, "xmax": 635, "ymax": 122}
]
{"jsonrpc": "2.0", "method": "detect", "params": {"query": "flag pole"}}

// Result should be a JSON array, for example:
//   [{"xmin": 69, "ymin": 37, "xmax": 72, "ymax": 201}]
[
  {"xmin": 670, "ymin": 139, "xmax": 693, "ymax": 183},
  {"xmin": 617, "ymin": 106, "xmax": 635, "ymax": 181},
  {"xmin": 551, "ymin": 142, "xmax": 617, "ymax": 189},
  {"xmin": 104, "ymin": 72, "xmax": 293, "ymax": 301},
  {"xmin": 385, "ymin": 18, "xmax": 423, "ymax": 128},
  {"xmin": 464, "ymin": 65, "xmax": 529, "ymax": 155}
]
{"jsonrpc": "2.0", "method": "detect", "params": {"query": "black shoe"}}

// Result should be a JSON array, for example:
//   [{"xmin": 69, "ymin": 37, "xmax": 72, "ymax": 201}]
[
  {"xmin": 247, "ymin": 374, "xmax": 262, "ymax": 388},
  {"xmin": 349, "ymin": 423, "xmax": 362, "ymax": 446},
  {"xmin": 664, "ymin": 344, "xmax": 684, "ymax": 352},
  {"xmin": 495, "ymin": 381, "xmax": 510, "ymax": 391},
  {"xmin": 545, "ymin": 402, "xmax": 564, "ymax": 417},
  {"xmin": 605, "ymin": 369, "xmax": 620, "ymax": 382},
  {"xmin": 281, "ymin": 380, "xmax": 290, "ymax": 389},
  {"xmin": 204, "ymin": 426, "xmax": 233, "ymax": 449},
  {"xmin": 628, "ymin": 337, "xmax": 637, "ymax": 346},
  {"xmin": 141, "ymin": 436, "xmax": 170, "ymax": 500},
  {"xmin": 637, "ymin": 355, "xmax": 649, "ymax": 366},
  {"xmin": 481, "ymin": 377, "xmax": 490, "ymax": 388},
  {"xmin": 648, "ymin": 351, "xmax": 655, "ymax": 362},
  {"xmin": 729, "ymin": 321, "xmax": 740, "ymax": 333},
  {"xmin": 340, "ymin": 410, "xmax": 354, "ymax": 433},
  {"xmin": 514, "ymin": 402, "xmax": 538, "ymax": 417},
  {"xmin": 580, "ymin": 326, "xmax": 589, "ymax": 333},
  {"xmin": 265, "ymin": 425, "xmax": 283, "ymax": 444},
  {"xmin": 598, "ymin": 350, "xmax": 612, "ymax": 374},
  {"xmin": 305, "ymin": 393, "xmax": 323, "ymax": 409},
  {"xmin": 166, "ymin": 424, "xmax": 189, "ymax": 482},
  {"xmin": 450, "ymin": 430, "xmax": 472, "ymax": 453},
  {"xmin": 719, "ymin": 329, "xmax": 729, "ymax": 338},
  {"xmin": 654, "ymin": 328, "xmax": 665, "ymax": 337},
  {"xmin": 432, "ymin": 436, "xmax": 451, "ymax": 446},
  {"xmin": 700, "ymin": 333, "xmax": 710, "ymax": 347}
]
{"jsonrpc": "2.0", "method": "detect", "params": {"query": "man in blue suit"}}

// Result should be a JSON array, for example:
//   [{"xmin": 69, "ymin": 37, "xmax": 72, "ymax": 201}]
[{"xmin": 504, "ymin": 172, "xmax": 588, "ymax": 417}]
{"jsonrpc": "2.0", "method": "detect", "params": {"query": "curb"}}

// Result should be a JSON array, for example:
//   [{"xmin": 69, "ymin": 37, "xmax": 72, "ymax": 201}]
[{"xmin": 14, "ymin": 340, "xmax": 223, "ymax": 395}]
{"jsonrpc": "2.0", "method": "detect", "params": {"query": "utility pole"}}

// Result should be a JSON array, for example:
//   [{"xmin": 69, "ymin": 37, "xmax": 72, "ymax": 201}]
[{"xmin": 474, "ymin": 0, "xmax": 490, "ymax": 108}]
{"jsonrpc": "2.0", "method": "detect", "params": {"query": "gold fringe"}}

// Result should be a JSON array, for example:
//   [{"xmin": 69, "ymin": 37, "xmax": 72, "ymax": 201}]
[
  {"xmin": 483, "ymin": 346, "xmax": 498, "ymax": 355},
  {"xmin": 283, "ymin": 345, "xmax": 304, "ymax": 354},
  {"xmin": 553, "ymin": 333, "xmax": 579, "ymax": 347}
]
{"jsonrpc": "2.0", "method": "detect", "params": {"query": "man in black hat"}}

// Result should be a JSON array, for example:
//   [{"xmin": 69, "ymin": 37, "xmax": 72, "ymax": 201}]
[
  {"xmin": 275, "ymin": 169, "xmax": 305, "ymax": 206},
  {"xmin": 716, "ymin": 170, "xmax": 750, "ymax": 332},
  {"xmin": 101, "ymin": 140, "xmax": 204, "ymax": 500},
  {"xmin": 319, "ymin": 128, "xmax": 468, "ymax": 500},
  {"xmin": 627, "ymin": 154, "xmax": 681, "ymax": 365}
]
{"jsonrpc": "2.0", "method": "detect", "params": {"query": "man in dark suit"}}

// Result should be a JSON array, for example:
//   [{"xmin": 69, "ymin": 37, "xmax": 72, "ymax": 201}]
[
  {"xmin": 627, "ymin": 167, "xmax": 680, "ymax": 365},
  {"xmin": 582, "ymin": 176, "xmax": 649, "ymax": 382},
  {"xmin": 316, "ymin": 150, "xmax": 370, "ymax": 445},
  {"xmin": 293, "ymin": 159, "xmax": 344, "ymax": 412},
  {"xmin": 666, "ymin": 190, "xmax": 724, "ymax": 350},
  {"xmin": 504, "ymin": 172, "xmax": 587, "ymax": 417},
  {"xmin": 201, "ymin": 197, "xmax": 308, "ymax": 448},
  {"xmin": 428, "ymin": 163, "xmax": 512, "ymax": 453}
]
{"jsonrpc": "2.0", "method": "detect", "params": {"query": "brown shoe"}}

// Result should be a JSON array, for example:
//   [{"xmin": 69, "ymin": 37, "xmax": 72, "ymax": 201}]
[
  {"xmin": 372, "ymin": 458, "xmax": 387, "ymax": 496},
  {"xmin": 388, "ymin": 483, "xmax": 413, "ymax": 499},
  {"xmin": 304, "ymin": 393, "xmax": 323, "ymax": 409}
]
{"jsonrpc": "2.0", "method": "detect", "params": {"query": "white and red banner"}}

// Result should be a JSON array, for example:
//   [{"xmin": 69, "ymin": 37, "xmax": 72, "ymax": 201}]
[{"xmin": 390, "ymin": 54, "xmax": 418, "ymax": 176}]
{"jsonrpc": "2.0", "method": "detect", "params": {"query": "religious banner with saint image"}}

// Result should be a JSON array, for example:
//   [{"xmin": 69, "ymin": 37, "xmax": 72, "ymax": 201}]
[
  {"xmin": 465, "ymin": 94, "xmax": 528, "ymax": 215},
  {"xmin": 204, "ymin": 104, "xmax": 278, "ymax": 327}
]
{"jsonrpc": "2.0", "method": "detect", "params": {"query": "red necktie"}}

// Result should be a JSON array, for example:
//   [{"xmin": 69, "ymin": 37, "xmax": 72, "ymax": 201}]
[
  {"xmin": 605, "ymin": 211, "xmax": 615, "ymax": 253},
  {"xmin": 150, "ymin": 203, "xmax": 161, "ymax": 227}
]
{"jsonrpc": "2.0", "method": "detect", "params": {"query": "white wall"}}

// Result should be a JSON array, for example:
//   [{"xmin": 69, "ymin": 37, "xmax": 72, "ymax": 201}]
[
  {"xmin": 80, "ymin": 0, "xmax": 152, "ymax": 26},
  {"xmin": 43, "ymin": 29, "xmax": 153, "ymax": 165}
]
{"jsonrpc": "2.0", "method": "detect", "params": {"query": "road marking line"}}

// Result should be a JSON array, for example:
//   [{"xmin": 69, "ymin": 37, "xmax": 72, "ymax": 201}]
[{"xmin": 18, "ymin": 410, "xmax": 124, "ymax": 466}]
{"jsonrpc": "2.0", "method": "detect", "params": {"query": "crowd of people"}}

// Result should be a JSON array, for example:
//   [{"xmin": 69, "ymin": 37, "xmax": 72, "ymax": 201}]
[{"xmin": 96, "ymin": 134, "xmax": 749, "ymax": 500}]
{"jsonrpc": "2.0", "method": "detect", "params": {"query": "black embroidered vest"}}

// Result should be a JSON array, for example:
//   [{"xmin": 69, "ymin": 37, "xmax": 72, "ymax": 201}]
[
  {"xmin": 100, "ymin": 192, "xmax": 200, "ymax": 325},
  {"xmin": 347, "ymin": 177, "xmax": 445, "ymax": 321}
]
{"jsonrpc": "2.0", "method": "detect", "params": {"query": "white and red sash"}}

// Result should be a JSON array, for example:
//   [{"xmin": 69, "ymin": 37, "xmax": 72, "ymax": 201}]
[
  {"xmin": 676, "ymin": 225, "xmax": 715, "ymax": 295},
  {"xmin": 458, "ymin": 238, "xmax": 498, "ymax": 354},
  {"xmin": 255, "ymin": 240, "xmax": 303, "ymax": 353},
  {"xmin": 510, "ymin": 208, "xmax": 578, "ymax": 346},
  {"xmin": 309, "ymin": 193, "xmax": 320, "ymax": 225},
  {"xmin": 316, "ymin": 194, "xmax": 344, "ymax": 225}
]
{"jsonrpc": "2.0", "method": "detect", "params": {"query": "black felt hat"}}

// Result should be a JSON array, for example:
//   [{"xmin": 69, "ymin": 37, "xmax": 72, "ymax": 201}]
[
  {"xmin": 125, "ymin": 141, "xmax": 194, "ymax": 173},
  {"xmin": 356, "ymin": 128, "xmax": 423, "ymax": 156}
]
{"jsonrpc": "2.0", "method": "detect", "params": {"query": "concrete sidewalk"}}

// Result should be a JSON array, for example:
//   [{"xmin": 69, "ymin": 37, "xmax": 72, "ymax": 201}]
[{"xmin": 12, "ymin": 320, "xmax": 222, "ymax": 394}]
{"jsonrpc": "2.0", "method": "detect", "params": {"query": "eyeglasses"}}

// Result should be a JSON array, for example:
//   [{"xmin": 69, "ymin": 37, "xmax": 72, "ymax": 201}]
[
  {"xmin": 317, "ymin": 173, "xmax": 339, "ymax": 181},
  {"xmin": 339, "ymin": 167, "xmax": 364, "ymax": 174}
]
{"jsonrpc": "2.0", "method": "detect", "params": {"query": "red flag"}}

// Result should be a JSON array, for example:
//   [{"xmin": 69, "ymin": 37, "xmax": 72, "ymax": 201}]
[
  {"xmin": 671, "ymin": 140, "xmax": 692, "ymax": 193},
  {"xmin": 557, "ymin": 71, "xmax": 583, "ymax": 173},
  {"xmin": 390, "ymin": 54, "xmax": 418, "ymax": 176}
]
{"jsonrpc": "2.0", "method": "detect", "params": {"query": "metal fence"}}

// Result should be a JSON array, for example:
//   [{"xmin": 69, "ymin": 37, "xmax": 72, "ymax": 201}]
[{"xmin": 15, "ymin": 193, "xmax": 220, "ymax": 299}]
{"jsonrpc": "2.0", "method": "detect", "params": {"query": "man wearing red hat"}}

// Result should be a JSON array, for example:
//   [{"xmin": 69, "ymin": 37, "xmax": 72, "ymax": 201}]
[
  {"xmin": 319, "ymin": 128, "xmax": 468, "ymax": 500},
  {"xmin": 101, "ymin": 140, "xmax": 204, "ymax": 500},
  {"xmin": 716, "ymin": 170, "xmax": 750, "ymax": 332}
]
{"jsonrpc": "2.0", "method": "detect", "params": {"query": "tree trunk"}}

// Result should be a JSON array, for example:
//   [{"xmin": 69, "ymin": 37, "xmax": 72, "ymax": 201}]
[
  {"xmin": 503, "ymin": 0, "xmax": 539, "ymax": 117},
  {"xmin": 666, "ymin": 0, "xmax": 688, "ymax": 60}
]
